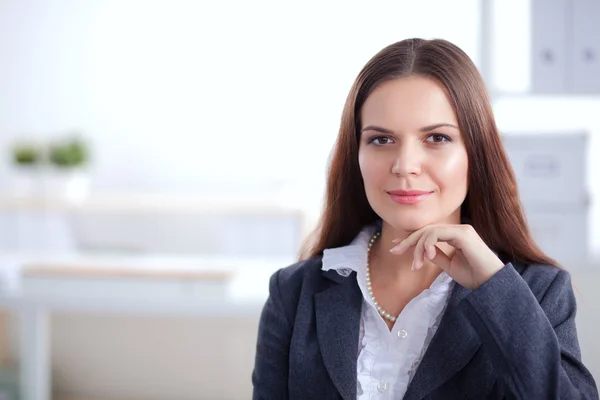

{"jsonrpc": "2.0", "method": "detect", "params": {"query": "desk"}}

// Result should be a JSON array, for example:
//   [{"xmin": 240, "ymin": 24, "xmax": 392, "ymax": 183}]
[{"xmin": 0, "ymin": 253, "xmax": 289, "ymax": 400}]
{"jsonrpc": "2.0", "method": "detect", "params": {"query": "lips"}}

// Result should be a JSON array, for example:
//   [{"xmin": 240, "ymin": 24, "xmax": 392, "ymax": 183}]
[
  {"xmin": 387, "ymin": 190, "xmax": 433, "ymax": 205},
  {"xmin": 387, "ymin": 190, "xmax": 433, "ymax": 196}
]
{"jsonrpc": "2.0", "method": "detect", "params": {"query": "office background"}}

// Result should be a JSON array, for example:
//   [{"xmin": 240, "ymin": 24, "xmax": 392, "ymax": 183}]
[{"xmin": 0, "ymin": 0, "xmax": 598, "ymax": 399}]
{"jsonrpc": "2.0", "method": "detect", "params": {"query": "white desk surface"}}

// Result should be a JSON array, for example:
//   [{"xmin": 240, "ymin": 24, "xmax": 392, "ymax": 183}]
[{"xmin": 0, "ymin": 252, "xmax": 295, "ymax": 316}]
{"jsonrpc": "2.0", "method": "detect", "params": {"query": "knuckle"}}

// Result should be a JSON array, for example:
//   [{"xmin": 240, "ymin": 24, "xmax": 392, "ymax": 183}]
[{"xmin": 462, "ymin": 224, "xmax": 475, "ymax": 234}]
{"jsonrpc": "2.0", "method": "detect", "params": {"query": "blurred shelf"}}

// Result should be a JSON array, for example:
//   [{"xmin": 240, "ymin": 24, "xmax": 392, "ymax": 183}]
[{"xmin": 0, "ymin": 192, "xmax": 307, "ymax": 215}]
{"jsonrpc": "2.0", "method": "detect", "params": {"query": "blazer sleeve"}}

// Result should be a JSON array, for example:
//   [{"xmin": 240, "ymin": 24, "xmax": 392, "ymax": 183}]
[
  {"xmin": 252, "ymin": 269, "xmax": 292, "ymax": 400},
  {"xmin": 460, "ymin": 264, "xmax": 599, "ymax": 399}
]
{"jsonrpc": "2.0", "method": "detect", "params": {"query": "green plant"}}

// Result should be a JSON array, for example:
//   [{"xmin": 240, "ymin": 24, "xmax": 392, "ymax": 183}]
[
  {"xmin": 48, "ymin": 138, "xmax": 89, "ymax": 168},
  {"xmin": 11, "ymin": 142, "xmax": 42, "ymax": 166}
]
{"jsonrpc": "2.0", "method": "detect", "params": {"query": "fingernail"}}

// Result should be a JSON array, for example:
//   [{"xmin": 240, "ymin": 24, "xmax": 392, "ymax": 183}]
[
  {"xmin": 390, "ymin": 245, "xmax": 405, "ymax": 254},
  {"xmin": 391, "ymin": 238, "xmax": 400, "ymax": 244},
  {"xmin": 411, "ymin": 261, "xmax": 415, "ymax": 271}
]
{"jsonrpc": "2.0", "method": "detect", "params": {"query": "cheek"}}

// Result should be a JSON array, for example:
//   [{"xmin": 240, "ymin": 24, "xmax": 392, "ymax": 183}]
[
  {"xmin": 358, "ymin": 150, "xmax": 372, "ymax": 184},
  {"xmin": 359, "ymin": 151, "xmax": 387, "ymax": 189},
  {"xmin": 434, "ymin": 150, "xmax": 469, "ymax": 191}
]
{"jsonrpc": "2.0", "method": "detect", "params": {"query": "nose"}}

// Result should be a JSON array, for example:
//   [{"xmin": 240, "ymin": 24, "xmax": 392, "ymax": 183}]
[{"xmin": 391, "ymin": 143, "xmax": 422, "ymax": 176}]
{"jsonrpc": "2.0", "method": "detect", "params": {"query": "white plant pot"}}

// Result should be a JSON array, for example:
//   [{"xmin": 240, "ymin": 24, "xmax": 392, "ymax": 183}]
[{"xmin": 43, "ymin": 168, "xmax": 91, "ymax": 202}]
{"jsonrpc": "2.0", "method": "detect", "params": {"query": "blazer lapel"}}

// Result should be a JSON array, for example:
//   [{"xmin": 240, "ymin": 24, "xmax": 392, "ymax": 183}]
[
  {"xmin": 404, "ymin": 283, "xmax": 482, "ymax": 400},
  {"xmin": 315, "ymin": 270, "xmax": 362, "ymax": 400}
]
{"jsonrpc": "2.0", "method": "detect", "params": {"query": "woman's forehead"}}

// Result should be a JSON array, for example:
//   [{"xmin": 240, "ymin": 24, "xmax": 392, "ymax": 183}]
[{"xmin": 360, "ymin": 76, "xmax": 458, "ymax": 131}]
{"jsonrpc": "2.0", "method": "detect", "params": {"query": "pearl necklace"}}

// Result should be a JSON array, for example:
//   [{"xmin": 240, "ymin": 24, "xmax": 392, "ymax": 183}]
[{"xmin": 366, "ymin": 230, "xmax": 397, "ymax": 322}]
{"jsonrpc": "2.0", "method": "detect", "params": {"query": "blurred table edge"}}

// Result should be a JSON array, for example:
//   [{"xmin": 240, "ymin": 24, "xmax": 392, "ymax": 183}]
[{"xmin": 0, "ymin": 252, "xmax": 292, "ymax": 400}]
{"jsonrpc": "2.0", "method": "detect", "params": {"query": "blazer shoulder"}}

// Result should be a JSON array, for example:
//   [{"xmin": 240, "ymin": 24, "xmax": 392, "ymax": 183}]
[
  {"xmin": 276, "ymin": 255, "xmax": 324, "ymax": 289},
  {"xmin": 268, "ymin": 256, "xmax": 324, "ymax": 310}
]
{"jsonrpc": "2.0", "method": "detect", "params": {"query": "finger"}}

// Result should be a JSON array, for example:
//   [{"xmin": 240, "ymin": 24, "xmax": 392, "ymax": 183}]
[
  {"xmin": 414, "ymin": 225, "xmax": 465, "ymax": 251},
  {"xmin": 424, "ymin": 233, "xmax": 438, "ymax": 261},
  {"xmin": 429, "ymin": 244, "xmax": 452, "ymax": 270},
  {"xmin": 429, "ymin": 225, "xmax": 471, "ymax": 249},
  {"xmin": 413, "ymin": 231, "xmax": 430, "ymax": 270},
  {"xmin": 390, "ymin": 234, "xmax": 417, "ymax": 254},
  {"xmin": 390, "ymin": 227, "xmax": 427, "ymax": 255}
]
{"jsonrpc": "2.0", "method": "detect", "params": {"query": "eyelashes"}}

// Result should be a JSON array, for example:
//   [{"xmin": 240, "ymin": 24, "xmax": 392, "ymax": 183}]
[
  {"xmin": 367, "ymin": 136, "xmax": 393, "ymax": 145},
  {"xmin": 426, "ymin": 134, "xmax": 452, "ymax": 144},
  {"xmin": 366, "ymin": 133, "xmax": 452, "ymax": 146}
]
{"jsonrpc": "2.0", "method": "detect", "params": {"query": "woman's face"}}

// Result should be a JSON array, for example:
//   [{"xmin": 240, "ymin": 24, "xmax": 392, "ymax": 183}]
[{"xmin": 358, "ymin": 75, "xmax": 469, "ymax": 233}]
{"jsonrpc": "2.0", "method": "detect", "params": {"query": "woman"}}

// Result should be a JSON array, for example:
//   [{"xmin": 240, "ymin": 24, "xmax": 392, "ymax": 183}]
[{"xmin": 252, "ymin": 38, "xmax": 599, "ymax": 399}]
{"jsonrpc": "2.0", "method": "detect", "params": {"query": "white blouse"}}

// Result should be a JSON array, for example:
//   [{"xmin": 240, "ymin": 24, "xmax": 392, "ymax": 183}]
[{"xmin": 322, "ymin": 225, "xmax": 454, "ymax": 399}]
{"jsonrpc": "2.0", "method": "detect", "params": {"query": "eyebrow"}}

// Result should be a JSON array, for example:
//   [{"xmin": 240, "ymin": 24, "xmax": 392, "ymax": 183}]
[{"xmin": 360, "ymin": 123, "xmax": 459, "ymax": 134}]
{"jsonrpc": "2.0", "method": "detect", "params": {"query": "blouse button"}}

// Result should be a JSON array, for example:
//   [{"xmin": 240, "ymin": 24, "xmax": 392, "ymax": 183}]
[
  {"xmin": 397, "ymin": 329, "xmax": 408, "ymax": 339},
  {"xmin": 377, "ymin": 381, "xmax": 388, "ymax": 393}
]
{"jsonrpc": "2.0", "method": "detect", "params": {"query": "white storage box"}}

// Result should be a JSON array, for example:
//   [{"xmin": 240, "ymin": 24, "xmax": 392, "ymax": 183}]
[
  {"xmin": 501, "ymin": 132, "xmax": 588, "ymax": 207},
  {"xmin": 522, "ymin": 204, "xmax": 589, "ymax": 268}
]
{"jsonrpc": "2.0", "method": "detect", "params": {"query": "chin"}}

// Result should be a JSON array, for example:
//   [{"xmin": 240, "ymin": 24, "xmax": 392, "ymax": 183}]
[{"xmin": 384, "ymin": 212, "xmax": 435, "ymax": 233}]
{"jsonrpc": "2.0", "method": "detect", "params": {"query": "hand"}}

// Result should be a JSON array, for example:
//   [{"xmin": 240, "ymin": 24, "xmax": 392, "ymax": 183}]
[{"xmin": 389, "ymin": 224, "xmax": 505, "ymax": 290}]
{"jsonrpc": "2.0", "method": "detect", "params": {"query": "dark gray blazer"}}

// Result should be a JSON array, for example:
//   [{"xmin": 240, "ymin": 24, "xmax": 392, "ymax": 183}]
[{"xmin": 252, "ymin": 256, "xmax": 599, "ymax": 399}]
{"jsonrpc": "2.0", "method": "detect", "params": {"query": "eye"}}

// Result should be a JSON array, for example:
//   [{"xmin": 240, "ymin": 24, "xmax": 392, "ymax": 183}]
[
  {"xmin": 367, "ymin": 135, "xmax": 394, "ymax": 146},
  {"xmin": 425, "ymin": 134, "xmax": 451, "ymax": 144}
]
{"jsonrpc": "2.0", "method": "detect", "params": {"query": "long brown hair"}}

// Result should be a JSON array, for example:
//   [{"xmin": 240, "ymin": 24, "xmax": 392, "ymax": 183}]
[{"xmin": 299, "ymin": 38, "xmax": 556, "ymax": 267}]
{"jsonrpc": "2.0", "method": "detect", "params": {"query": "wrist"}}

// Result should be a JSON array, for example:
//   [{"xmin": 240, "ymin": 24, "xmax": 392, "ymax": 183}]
[{"xmin": 473, "ymin": 259, "xmax": 505, "ymax": 289}]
